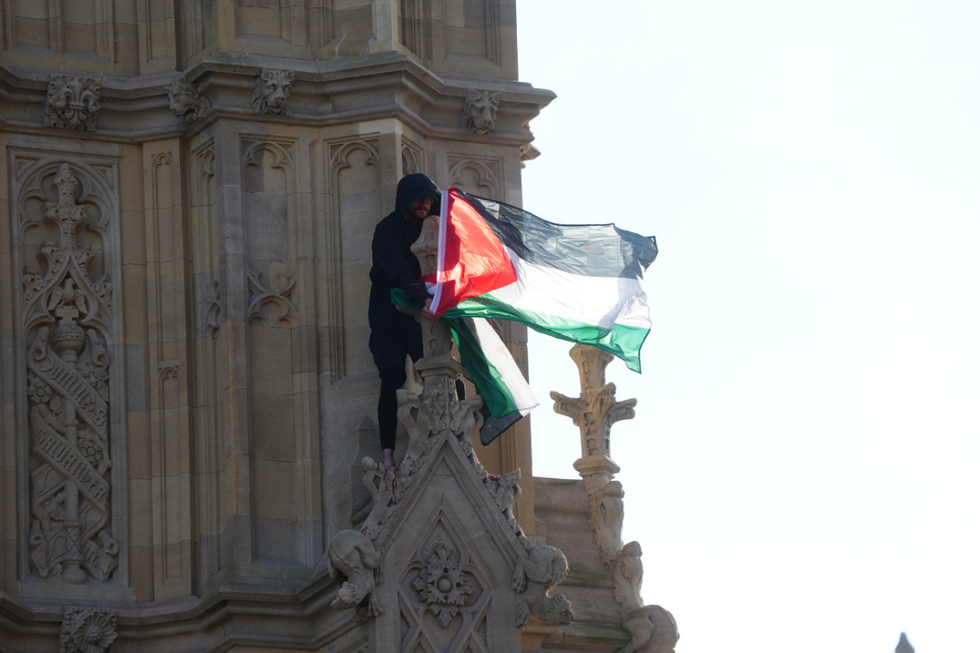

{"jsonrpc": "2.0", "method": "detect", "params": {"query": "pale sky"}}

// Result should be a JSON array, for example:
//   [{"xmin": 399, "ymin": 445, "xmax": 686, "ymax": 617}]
[{"xmin": 516, "ymin": 2, "xmax": 980, "ymax": 652}]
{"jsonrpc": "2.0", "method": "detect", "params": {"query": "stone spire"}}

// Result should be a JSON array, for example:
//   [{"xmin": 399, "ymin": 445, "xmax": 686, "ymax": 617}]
[{"xmin": 551, "ymin": 344, "xmax": 679, "ymax": 653}]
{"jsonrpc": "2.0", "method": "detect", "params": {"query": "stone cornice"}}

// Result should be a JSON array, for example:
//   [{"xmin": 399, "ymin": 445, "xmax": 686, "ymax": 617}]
[{"xmin": 0, "ymin": 51, "xmax": 555, "ymax": 145}]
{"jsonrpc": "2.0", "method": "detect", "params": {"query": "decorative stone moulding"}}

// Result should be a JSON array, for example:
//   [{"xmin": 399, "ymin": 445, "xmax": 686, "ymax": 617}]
[
  {"xmin": 461, "ymin": 89, "xmax": 501, "ymax": 135},
  {"xmin": 168, "ymin": 76, "xmax": 212, "ymax": 125},
  {"xmin": 60, "ymin": 607, "xmax": 117, "ymax": 653},
  {"xmin": 251, "ymin": 69, "xmax": 294, "ymax": 116},
  {"xmin": 44, "ymin": 75, "xmax": 101, "ymax": 131}
]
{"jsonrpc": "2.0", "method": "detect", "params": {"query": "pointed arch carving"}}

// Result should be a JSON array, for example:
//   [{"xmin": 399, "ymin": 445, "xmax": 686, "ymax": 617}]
[
  {"xmin": 16, "ymin": 159, "xmax": 123, "ymax": 586},
  {"xmin": 321, "ymin": 137, "xmax": 381, "ymax": 382},
  {"xmin": 447, "ymin": 157, "xmax": 500, "ymax": 198}
]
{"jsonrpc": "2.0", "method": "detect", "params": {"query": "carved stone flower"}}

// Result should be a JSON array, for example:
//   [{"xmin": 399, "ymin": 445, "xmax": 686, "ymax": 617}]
[
  {"xmin": 27, "ymin": 375, "xmax": 52, "ymax": 404},
  {"xmin": 79, "ymin": 438, "xmax": 105, "ymax": 469},
  {"xmin": 412, "ymin": 542, "xmax": 474, "ymax": 628},
  {"xmin": 60, "ymin": 607, "xmax": 117, "ymax": 653}
]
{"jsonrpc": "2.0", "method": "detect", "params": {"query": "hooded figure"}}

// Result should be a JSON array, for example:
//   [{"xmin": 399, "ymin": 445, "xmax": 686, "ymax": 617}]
[{"xmin": 368, "ymin": 173, "xmax": 441, "ymax": 470}]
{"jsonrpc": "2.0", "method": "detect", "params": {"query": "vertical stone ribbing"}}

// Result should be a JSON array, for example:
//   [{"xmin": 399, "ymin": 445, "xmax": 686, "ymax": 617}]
[{"xmin": 143, "ymin": 141, "xmax": 194, "ymax": 599}]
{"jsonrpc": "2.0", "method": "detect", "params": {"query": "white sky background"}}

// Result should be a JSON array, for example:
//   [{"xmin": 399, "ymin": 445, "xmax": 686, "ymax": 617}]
[{"xmin": 515, "ymin": 2, "xmax": 980, "ymax": 652}]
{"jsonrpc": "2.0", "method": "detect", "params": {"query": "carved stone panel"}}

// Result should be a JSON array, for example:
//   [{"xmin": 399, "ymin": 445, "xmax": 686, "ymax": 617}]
[{"xmin": 18, "ymin": 163, "xmax": 118, "ymax": 585}]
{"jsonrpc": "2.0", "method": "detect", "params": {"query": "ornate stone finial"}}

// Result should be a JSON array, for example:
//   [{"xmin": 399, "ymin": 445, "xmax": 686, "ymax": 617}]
[
  {"xmin": 896, "ymin": 632, "xmax": 914, "ymax": 653},
  {"xmin": 168, "ymin": 76, "xmax": 212, "ymax": 125},
  {"xmin": 461, "ymin": 89, "xmax": 500, "ymax": 135},
  {"xmin": 60, "ymin": 607, "xmax": 117, "ymax": 653},
  {"xmin": 251, "ymin": 68, "xmax": 294, "ymax": 116},
  {"xmin": 551, "ymin": 343, "xmax": 674, "ymax": 653},
  {"xmin": 45, "ymin": 75, "xmax": 101, "ymax": 131},
  {"xmin": 319, "ymin": 530, "xmax": 383, "ymax": 620},
  {"xmin": 512, "ymin": 545, "xmax": 574, "ymax": 628},
  {"xmin": 551, "ymin": 343, "xmax": 636, "ymax": 480},
  {"xmin": 410, "ymin": 213, "xmax": 440, "ymax": 278}
]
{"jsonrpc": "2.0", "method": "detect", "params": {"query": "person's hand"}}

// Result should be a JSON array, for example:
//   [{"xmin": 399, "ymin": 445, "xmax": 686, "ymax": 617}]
[{"xmin": 421, "ymin": 298, "xmax": 438, "ymax": 323}]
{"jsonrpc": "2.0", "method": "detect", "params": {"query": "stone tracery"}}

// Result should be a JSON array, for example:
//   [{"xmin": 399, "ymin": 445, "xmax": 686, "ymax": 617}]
[{"xmin": 21, "ymin": 164, "xmax": 118, "ymax": 584}]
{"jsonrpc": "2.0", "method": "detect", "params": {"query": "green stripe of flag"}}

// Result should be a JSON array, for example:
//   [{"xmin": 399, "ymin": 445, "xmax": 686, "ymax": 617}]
[{"xmin": 441, "ymin": 294, "xmax": 650, "ymax": 373}]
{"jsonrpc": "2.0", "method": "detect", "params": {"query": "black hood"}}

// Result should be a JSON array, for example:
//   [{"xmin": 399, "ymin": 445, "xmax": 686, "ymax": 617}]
[{"xmin": 394, "ymin": 173, "xmax": 440, "ymax": 219}]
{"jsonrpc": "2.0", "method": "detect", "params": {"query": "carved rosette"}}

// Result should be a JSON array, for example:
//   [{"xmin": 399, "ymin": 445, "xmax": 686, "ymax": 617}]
[
  {"xmin": 411, "ymin": 541, "xmax": 475, "ymax": 628},
  {"xmin": 44, "ymin": 75, "xmax": 101, "ymax": 132},
  {"xmin": 21, "ymin": 164, "xmax": 118, "ymax": 584},
  {"xmin": 60, "ymin": 607, "xmax": 117, "ymax": 653}
]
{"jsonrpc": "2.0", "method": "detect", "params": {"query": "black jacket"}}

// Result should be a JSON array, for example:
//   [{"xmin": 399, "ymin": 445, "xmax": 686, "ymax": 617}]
[{"xmin": 368, "ymin": 173, "xmax": 440, "ymax": 329}]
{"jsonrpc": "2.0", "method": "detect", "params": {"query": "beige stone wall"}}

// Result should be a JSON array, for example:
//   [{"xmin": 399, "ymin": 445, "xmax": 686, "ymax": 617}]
[
  {"xmin": 0, "ymin": 0, "xmax": 516, "ymax": 78},
  {"xmin": 0, "ymin": 3, "xmax": 577, "ymax": 650}
]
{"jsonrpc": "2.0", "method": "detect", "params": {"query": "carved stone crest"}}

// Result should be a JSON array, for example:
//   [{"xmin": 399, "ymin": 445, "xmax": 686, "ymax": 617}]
[
  {"xmin": 45, "ymin": 75, "xmax": 101, "ymax": 132},
  {"xmin": 461, "ymin": 89, "xmax": 501, "ymax": 135},
  {"xmin": 21, "ymin": 165, "xmax": 117, "ymax": 584},
  {"xmin": 251, "ymin": 69, "xmax": 294, "ymax": 116},
  {"xmin": 60, "ymin": 607, "xmax": 117, "ymax": 653},
  {"xmin": 168, "ymin": 76, "xmax": 212, "ymax": 125}
]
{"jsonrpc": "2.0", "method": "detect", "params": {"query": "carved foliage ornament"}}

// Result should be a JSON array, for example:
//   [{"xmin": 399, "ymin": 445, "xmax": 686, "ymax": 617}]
[
  {"xmin": 411, "ymin": 541, "xmax": 475, "ymax": 628},
  {"xmin": 45, "ymin": 75, "xmax": 101, "ymax": 132},
  {"xmin": 252, "ymin": 68, "xmax": 294, "ymax": 116},
  {"xmin": 168, "ymin": 76, "xmax": 212, "ymax": 125},
  {"xmin": 461, "ymin": 89, "xmax": 500, "ymax": 135},
  {"xmin": 22, "ymin": 165, "xmax": 117, "ymax": 584},
  {"xmin": 60, "ymin": 607, "xmax": 117, "ymax": 653}
]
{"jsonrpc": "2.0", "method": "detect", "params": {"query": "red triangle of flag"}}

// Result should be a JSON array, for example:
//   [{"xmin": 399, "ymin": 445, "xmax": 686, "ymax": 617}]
[{"xmin": 426, "ymin": 189, "xmax": 517, "ymax": 314}]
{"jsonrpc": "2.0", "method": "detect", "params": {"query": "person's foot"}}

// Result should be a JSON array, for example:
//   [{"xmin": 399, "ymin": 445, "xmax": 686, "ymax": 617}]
[{"xmin": 383, "ymin": 448, "xmax": 397, "ymax": 472}]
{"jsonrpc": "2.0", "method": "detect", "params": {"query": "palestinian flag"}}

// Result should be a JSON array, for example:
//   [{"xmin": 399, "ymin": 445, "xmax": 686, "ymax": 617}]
[
  {"xmin": 427, "ymin": 188, "xmax": 658, "ymax": 371},
  {"xmin": 393, "ymin": 188, "xmax": 658, "ymax": 445}
]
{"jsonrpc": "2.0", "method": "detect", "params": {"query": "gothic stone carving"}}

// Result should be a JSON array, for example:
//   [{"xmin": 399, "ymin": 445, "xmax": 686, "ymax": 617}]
[
  {"xmin": 45, "ymin": 75, "xmax": 101, "ymax": 132},
  {"xmin": 622, "ymin": 605, "xmax": 680, "ymax": 653},
  {"xmin": 251, "ymin": 69, "xmax": 294, "ymax": 116},
  {"xmin": 411, "ymin": 541, "xmax": 475, "ymax": 628},
  {"xmin": 60, "ymin": 607, "xmax": 117, "ymax": 653},
  {"xmin": 22, "ymin": 165, "xmax": 118, "ymax": 584},
  {"xmin": 168, "ymin": 76, "xmax": 212, "ymax": 125},
  {"xmin": 512, "ymin": 545, "xmax": 574, "ymax": 628},
  {"xmin": 247, "ymin": 271, "xmax": 298, "ymax": 326},
  {"xmin": 320, "ymin": 530, "xmax": 383, "ymax": 619},
  {"xmin": 461, "ymin": 89, "xmax": 500, "ymax": 135}
]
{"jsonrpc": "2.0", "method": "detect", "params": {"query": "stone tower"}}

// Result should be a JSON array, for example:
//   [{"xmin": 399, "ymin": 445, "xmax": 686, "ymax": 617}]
[{"xmin": 0, "ymin": 2, "xmax": 675, "ymax": 651}]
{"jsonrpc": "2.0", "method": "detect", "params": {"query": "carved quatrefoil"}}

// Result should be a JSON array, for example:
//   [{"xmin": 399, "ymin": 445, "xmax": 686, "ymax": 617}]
[{"xmin": 412, "ymin": 542, "xmax": 474, "ymax": 628}]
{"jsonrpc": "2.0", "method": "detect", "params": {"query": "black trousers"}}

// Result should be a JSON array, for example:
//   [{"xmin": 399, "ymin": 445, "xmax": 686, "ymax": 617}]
[{"xmin": 369, "ymin": 322, "xmax": 424, "ymax": 450}]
